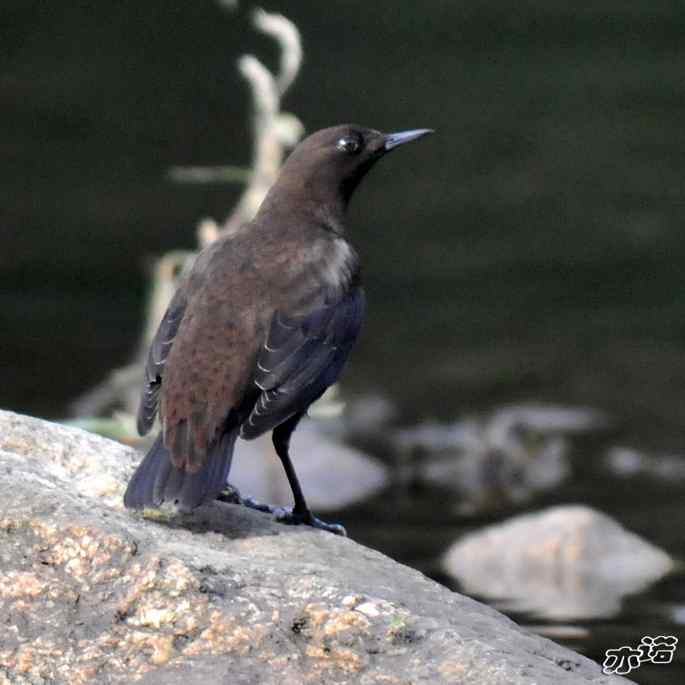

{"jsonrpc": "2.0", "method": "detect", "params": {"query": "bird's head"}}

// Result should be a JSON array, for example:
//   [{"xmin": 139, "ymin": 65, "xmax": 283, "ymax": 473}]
[{"xmin": 272, "ymin": 124, "xmax": 433, "ymax": 214}]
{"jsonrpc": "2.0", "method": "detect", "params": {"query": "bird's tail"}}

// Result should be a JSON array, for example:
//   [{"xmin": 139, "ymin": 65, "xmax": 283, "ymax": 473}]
[{"xmin": 124, "ymin": 429, "xmax": 238, "ymax": 512}]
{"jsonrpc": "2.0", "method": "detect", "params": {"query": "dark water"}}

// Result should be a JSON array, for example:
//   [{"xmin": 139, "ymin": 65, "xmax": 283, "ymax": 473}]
[
  {"xmin": 341, "ymin": 430, "xmax": 685, "ymax": 685},
  {"xmin": 3, "ymin": 1, "xmax": 685, "ymax": 681}
]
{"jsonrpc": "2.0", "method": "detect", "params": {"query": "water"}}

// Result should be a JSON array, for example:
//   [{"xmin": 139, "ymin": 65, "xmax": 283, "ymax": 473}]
[
  {"xmin": 3, "ymin": 1, "xmax": 685, "ymax": 681},
  {"xmin": 342, "ymin": 431, "xmax": 685, "ymax": 684}
]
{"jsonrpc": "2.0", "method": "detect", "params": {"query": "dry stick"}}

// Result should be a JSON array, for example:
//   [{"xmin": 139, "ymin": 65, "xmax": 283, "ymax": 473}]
[{"xmin": 205, "ymin": 10, "xmax": 304, "ymax": 243}]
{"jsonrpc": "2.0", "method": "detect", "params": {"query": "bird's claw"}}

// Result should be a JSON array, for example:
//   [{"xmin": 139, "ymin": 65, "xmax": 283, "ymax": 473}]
[
  {"xmin": 240, "ymin": 495, "xmax": 276, "ymax": 513},
  {"xmin": 216, "ymin": 489, "xmax": 346, "ymax": 535},
  {"xmin": 274, "ymin": 508, "xmax": 347, "ymax": 536}
]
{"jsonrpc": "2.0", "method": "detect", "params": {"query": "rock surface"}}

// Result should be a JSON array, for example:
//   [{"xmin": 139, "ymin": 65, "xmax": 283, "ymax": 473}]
[
  {"xmin": 443, "ymin": 505, "xmax": 674, "ymax": 620},
  {"xmin": 0, "ymin": 410, "xmax": 631, "ymax": 684}
]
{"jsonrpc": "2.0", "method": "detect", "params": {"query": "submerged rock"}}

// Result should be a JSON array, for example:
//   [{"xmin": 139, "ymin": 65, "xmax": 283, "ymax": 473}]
[
  {"xmin": 229, "ymin": 419, "xmax": 389, "ymax": 511},
  {"xmin": 393, "ymin": 404, "xmax": 606, "ymax": 454},
  {"xmin": 442, "ymin": 505, "xmax": 673, "ymax": 620},
  {"xmin": 0, "ymin": 410, "xmax": 628, "ymax": 684},
  {"xmin": 487, "ymin": 404, "xmax": 607, "ymax": 436},
  {"xmin": 605, "ymin": 446, "xmax": 685, "ymax": 482},
  {"xmin": 418, "ymin": 434, "xmax": 570, "ymax": 513},
  {"xmin": 339, "ymin": 393, "xmax": 397, "ymax": 438},
  {"xmin": 393, "ymin": 404, "xmax": 605, "ymax": 512}
]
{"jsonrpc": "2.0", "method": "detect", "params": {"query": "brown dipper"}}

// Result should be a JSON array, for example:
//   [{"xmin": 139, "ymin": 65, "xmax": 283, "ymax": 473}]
[{"xmin": 124, "ymin": 124, "xmax": 432, "ymax": 534}]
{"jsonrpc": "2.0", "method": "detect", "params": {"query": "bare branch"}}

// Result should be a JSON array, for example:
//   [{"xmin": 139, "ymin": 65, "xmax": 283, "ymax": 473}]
[
  {"xmin": 252, "ymin": 8, "xmax": 303, "ymax": 95},
  {"xmin": 219, "ymin": 10, "xmax": 305, "ymax": 235}
]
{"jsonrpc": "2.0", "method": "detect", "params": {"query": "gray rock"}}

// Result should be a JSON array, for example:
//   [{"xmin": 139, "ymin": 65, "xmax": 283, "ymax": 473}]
[
  {"xmin": 443, "ymin": 505, "xmax": 674, "ymax": 620},
  {"xmin": 392, "ymin": 404, "xmax": 605, "ymax": 512},
  {"xmin": 229, "ymin": 420, "xmax": 389, "ymax": 511},
  {"xmin": 671, "ymin": 605, "xmax": 685, "ymax": 625},
  {"xmin": 0, "ymin": 410, "xmax": 630, "ymax": 684},
  {"xmin": 486, "ymin": 404, "xmax": 607, "ymax": 436},
  {"xmin": 418, "ymin": 436, "xmax": 570, "ymax": 513},
  {"xmin": 393, "ymin": 404, "xmax": 606, "ymax": 454},
  {"xmin": 341, "ymin": 394, "xmax": 397, "ymax": 437},
  {"xmin": 605, "ymin": 446, "xmax": 685, "ymax": 481}
]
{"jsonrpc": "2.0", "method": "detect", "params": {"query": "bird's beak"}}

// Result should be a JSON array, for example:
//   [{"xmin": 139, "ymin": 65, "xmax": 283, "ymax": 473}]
[{"xmin": 384, "ymin": 128, "xmax": 434, "ymax": 151}]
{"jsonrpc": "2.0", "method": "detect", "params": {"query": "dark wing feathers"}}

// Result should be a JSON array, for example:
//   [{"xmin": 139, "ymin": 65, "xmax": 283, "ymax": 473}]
[
  {"xmin": 241, "ymin": 287, "xmax": 365, "ymax": 439},
  {"xmin": 137, "ymin": 290, "xmax": 187, "ymax": 435}
]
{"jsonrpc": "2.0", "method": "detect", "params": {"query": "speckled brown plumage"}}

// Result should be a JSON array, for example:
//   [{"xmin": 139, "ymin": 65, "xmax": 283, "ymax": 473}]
[{"xmin": 159, "ymin": 218, "xmax": 359, "ymax": 472}]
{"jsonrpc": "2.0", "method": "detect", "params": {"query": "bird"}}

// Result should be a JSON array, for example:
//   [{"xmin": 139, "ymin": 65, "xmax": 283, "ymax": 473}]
[{"xmin": 124, "ymin": 124, "xmax": 432, "ymax": 534}]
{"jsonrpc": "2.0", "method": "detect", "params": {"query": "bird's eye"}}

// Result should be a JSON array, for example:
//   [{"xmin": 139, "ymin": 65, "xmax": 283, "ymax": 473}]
[{"xmin": 336, "ymin": 136, "xmax": 361, "ymax": 155}]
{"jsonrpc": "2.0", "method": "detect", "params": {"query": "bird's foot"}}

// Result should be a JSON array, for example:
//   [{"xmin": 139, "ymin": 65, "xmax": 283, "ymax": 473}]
[
  {"xmin": 216, "ymin": 488, "xmax": 346, "ymax": 535},
  {"xmin": 273, "ymin": 507, "xmax": 347, "ymax": 536}
]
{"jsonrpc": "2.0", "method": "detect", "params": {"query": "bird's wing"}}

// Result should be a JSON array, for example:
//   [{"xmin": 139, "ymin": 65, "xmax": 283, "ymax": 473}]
[
  {"xmin": 240, "ymin": 286, "xmax": 365, "ymax": 440},
  {"xmin": 137, "ymin": 289, "xmax": 188, "ymax": 435}
]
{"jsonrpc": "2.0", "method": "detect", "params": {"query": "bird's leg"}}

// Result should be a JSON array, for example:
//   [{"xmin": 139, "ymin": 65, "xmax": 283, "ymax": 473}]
[
  {"xmin": 271, "ymin": 413, "xmax": 347, "ymax": 536},
  {"xmin": 216, "ymin": 414, "xmax": 346, "ymax": 535}
]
